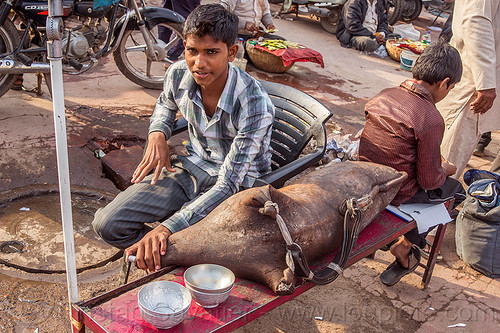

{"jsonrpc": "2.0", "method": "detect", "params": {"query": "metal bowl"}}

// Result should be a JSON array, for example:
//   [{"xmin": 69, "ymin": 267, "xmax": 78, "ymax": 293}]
[
  {"xmin": 183, "ymin": 264, "xmax": 235, "ymax": 294},
  {"xmin": 185, "ymin": 282, "xmax": 233, "ymax": 308},
  {"xmin": 138, "ymin": 281, "xmax": 191, "ymax": 329}
]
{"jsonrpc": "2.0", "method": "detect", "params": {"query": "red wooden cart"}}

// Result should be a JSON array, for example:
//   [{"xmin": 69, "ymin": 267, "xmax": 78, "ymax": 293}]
[{"xmin": 70, "ymin": 208, "xmax": 447, "ymax": 333}]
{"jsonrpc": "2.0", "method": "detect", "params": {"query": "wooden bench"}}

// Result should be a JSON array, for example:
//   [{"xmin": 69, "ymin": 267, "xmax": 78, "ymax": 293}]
[{"xmin": 70, "ymin": 208, "xmax": 448, "ymax": 333}]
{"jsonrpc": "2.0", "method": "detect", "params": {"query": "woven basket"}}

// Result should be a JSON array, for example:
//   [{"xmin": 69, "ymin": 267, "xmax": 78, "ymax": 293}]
[
  {"xmin": 386, "ymin": 39, "xmax": 403, "ymax": 62},
  {"xmin": 245, "ymin": 39, "xmax": 294, "ymax": 73}
]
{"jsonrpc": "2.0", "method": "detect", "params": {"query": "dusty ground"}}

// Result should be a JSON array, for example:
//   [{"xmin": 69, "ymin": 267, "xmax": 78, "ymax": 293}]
[{"xmin": 1, "ymin": 2, "xmax": 500, "ymax": 332}]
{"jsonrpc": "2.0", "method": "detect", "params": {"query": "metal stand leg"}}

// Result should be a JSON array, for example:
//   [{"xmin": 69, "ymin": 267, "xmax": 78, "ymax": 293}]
[{"xmin": 36, "ymin": 72, "xmax": 43, "ymax": 96}]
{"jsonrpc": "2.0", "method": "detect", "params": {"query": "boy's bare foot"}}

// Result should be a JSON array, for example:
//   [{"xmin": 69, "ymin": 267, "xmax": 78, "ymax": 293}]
[
  {"xmin": 389, "ymin": 236, "xmax": 412, "ymax": 268},
  {"xmin": 380, "ymin": 239, "xmax": 421, "ymax": 286}
]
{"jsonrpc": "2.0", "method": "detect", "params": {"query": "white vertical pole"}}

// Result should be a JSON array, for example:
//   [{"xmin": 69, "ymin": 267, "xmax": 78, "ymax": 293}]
[{"xmin": 47, "ymin": 0, "xmax": 79, "ymax": 305}]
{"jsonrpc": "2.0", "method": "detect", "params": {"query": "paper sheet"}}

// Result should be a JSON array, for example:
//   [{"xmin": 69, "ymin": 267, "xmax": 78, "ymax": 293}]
[{"xmin": 398, "ymin": 203, "xmax": 452, "ymax": 233}]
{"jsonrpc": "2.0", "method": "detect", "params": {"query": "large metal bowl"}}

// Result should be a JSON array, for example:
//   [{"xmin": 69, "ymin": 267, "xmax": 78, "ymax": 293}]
[
  {"xmin": 185, "ymin": 282, "xmax": 233, "ymax": 308},
  {"xmin": 138, "ymin": 281, "xmax": 191, "ymax": 329},
  {"xmin": 183, "ymin": 264, "xmax": 235, "ymax": 294}
]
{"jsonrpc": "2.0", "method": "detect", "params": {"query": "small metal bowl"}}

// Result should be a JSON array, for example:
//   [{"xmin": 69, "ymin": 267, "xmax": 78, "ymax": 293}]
[
  {"xmin": 138, "ymin": 281, "xmax": 191, "ymax": 329},
  {"xmin": 184, "ymin": 264, "xmax": 235, "ymax": 294},
  {"xmin": 185, "ymin": 282, "xmax": 233, "ymax": 308}
]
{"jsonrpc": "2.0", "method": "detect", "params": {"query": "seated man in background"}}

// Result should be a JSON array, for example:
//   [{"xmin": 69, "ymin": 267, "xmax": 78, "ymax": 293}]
[
  {"xmin": 336, "ymin": 0, "xmax": 389, "ymax": 52},
  {"xmin": 221, "ymin": 0, "xmax": 277, "ymax": 39},
  {"xmin": 359, "ymin": 41, "xmax": 466, "ymax": 286},
  {"xmin": 92, "ymin": 4, "xmax": 275, "ymax": 272}
]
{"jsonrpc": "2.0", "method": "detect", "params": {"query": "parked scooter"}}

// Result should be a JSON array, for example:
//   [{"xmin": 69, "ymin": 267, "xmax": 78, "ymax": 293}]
[
  {"xmin": 0, "ymin": 0, "xmax": 184, "ymax": 97},
  {"xmin": 279, "ymin": 0, "xmax": 347, "ymax": 34}
]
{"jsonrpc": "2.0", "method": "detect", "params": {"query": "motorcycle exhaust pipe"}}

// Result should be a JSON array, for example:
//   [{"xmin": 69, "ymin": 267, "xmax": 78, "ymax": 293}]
[
  {"xmin": 308, "ymin": 6, "xmax": 331, "ymax": 18},
  {"xmin": 0, "ymin": 60, "xmax": 50, "ymax": 74}
]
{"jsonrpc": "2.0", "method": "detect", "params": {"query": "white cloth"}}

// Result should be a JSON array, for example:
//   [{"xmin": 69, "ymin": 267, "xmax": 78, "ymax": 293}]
[
  {"xmin": 363, "ymin": 0, "xmax": 378, "ymax": 34},
  {"xmin": 437, "ymin": 0, "xmax": 500, "ymax": 177},
  {"xmin": 221, "ymin": 0, "xmax": 273, "ymax": 34}
]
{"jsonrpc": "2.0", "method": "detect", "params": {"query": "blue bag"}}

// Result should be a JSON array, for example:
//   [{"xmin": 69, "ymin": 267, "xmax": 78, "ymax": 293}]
[
  {"xmin": 456, "ymin": 169, "xmax": 500, "ymax": 277},
  {"xmin": 93, "ymin": 0, "xmax": 120, "ymax": 10}
]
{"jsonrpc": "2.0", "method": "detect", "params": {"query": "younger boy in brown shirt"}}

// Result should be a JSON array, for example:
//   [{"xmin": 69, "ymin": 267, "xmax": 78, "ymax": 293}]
[{"xmin": 359, "ymin": 41, "xmax": 466, "ymax": 286}]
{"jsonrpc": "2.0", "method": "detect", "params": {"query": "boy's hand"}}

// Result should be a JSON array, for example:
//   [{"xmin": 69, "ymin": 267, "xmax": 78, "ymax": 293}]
[
  {"xmin": 471, "ymin": 88, "xmax": 496, "ymax": 114},
  {"xmin": 374, "ymin": 33, "xmax": 384, "ymax": 44},
  {"xmin": 442, "ymin": 160, "xmax": 457, "ymax": 177},
  {"xmin": 125, "ymin": 225, "xmax": 172, "ymax": 272},
  {"xmin": 131, "ymin": 132, "xmax": 175, "ymax": 185}
]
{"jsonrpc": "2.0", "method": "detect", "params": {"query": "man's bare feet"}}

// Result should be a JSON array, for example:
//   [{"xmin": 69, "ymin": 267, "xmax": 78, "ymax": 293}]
[{"xmin": 389, "ymin": 236, "xmax": 412, "ymax": 268}]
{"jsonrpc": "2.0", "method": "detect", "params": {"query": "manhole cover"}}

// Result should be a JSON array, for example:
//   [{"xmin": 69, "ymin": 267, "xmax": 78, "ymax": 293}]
[{"xmin": 0, "ymin": 188, "xmax": 121, "ymax": 273}]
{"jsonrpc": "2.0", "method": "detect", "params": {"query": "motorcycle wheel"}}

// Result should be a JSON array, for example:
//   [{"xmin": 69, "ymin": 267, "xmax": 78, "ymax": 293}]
[
  {"xmin": 0, "ymin": 20, "xmax": 21, "ymax": 98},
  {"xmin": 320, "ymin": 7, "xmax": 342, "ymax": 34},
  {"xmin": 113, "ymin": 21, "xmax": 184, "ymax": 90},
  {"xmin": 402, "ymin": 0, "xmax": 423, "ymax": 21},
  {"xmin": 387, "ymin": 0, "xmax": 405, "ymax": 25}
]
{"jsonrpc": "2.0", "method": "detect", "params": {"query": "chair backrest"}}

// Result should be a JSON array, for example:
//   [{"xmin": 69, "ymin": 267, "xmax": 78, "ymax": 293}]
[{"xmin": 259, "ymin": 80, "xmax": 332, "ymax": 170}]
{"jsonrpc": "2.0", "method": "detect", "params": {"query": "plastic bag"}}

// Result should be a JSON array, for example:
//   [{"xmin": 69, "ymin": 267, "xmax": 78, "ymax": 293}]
[
  {"xmin": 393, "ymin": 23, "xmax": 420, "ymax": 41},
  {"xmin": 374, "ymin": 45, "xmax": 388, "ymax": 58}
]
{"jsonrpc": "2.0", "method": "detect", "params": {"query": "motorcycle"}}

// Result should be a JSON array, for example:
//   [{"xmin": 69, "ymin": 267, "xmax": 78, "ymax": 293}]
[
  {"xmin": 279, "ymin": 0, "xmax": 347, "ymax": 34},
  {"xmin": 387, "ymin": 0, "xmax": 452, "ymax": 25},
  {"xmin": 0, "ymin": 0, "xmax": 185, "ymax": 97}
]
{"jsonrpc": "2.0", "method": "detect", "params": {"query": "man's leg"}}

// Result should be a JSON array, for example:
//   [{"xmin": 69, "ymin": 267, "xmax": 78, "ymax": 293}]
[
  {"xmin": 93, "ymin": 158, "xmax": 216, "ymax": 249},
  {"xmin": 441, "ymin": 104, "xmax": 482, "ymax": 179},
  {"xmin": 166, "ymin": 0, "xmax": 201, "ymax": 60},
  {"xmin": 92, "ymin": 167, "xmax": 194, "ymax": 249},
  {"xmin": 473, "ymin": 132, "xmax": 492, "ymax": 157},
  {"xmin": 158, "ymin": 0, "xmax": 174, "ymax": 45},
  {"xmin": 350, "ymin": 36, "xmax": 379, "ymax": 52}
]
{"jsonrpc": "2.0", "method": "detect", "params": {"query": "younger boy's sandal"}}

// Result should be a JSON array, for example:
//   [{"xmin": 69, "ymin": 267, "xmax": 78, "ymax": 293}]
[
  {"xmin": 419, "ymin": 239, "xmax": 442, "ymax": 261},
  {"xmin": 380, "ymin": 246, "xmax": 421, "ymax": 286}
]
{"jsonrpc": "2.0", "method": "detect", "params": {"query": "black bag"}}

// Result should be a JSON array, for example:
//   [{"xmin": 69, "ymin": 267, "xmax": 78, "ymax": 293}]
[{"xmin": 456, "ymin": 195, "xmax": 500, "ymax": 277}]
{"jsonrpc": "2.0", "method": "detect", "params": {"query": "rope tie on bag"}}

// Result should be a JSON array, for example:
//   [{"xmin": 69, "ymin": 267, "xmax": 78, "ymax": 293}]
[{"xmin": 259, "ymin": 197, "xmax": 314, "ymax": 279}]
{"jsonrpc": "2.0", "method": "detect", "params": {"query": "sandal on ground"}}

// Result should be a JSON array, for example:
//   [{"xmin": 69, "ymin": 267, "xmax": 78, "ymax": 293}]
[
  {"xmin": 11, "ymin": 76, "xmax": 23, "ymax": 90},
  {"xmin": 380, "ymin": 246, "xmax": 421, "ymax": 286},
  {"xmin": 419, "ymin": 239, "xmax": 443, "ymax": 261}
]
